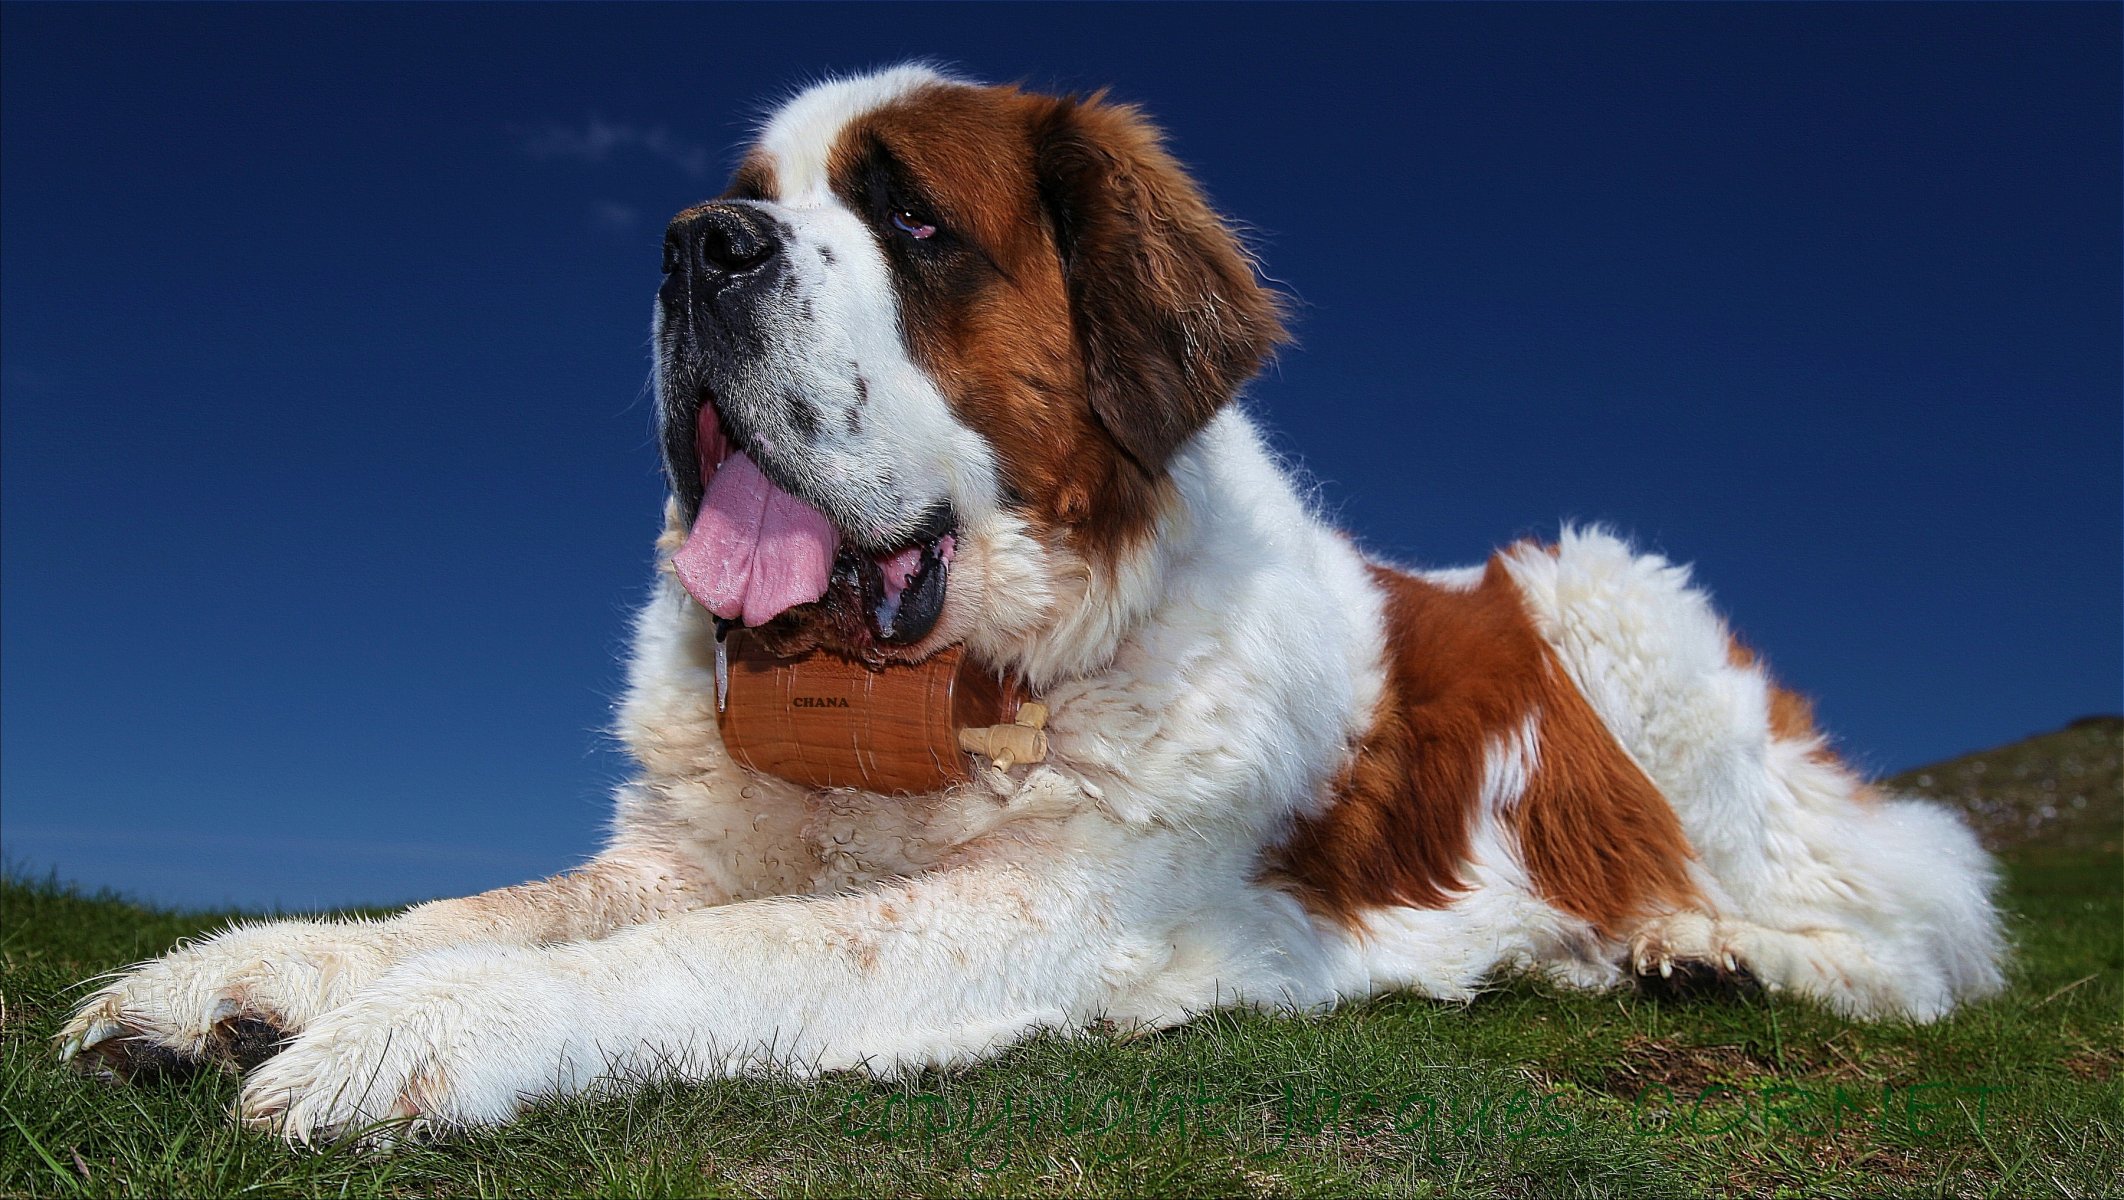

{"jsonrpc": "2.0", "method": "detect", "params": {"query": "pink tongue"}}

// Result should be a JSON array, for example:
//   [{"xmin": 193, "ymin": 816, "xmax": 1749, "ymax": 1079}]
[{"xmin": 672, "ymin": 450, "xmax": 840, "ymax": 626}]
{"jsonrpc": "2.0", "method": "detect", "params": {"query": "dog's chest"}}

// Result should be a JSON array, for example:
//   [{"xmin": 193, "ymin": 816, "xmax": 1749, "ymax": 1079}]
[
  {"xmin": 796, "ymin": 788, "xmax": 970, "ymax": 890},
  {"xmin": 650, "ymin": 763, "xmax": 1086, "ymax": 901}
]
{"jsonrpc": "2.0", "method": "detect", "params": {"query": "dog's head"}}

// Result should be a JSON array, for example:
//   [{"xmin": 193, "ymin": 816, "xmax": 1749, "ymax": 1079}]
[{"xmin": 654, "ymin": 66, "xmax": 1285, "ymax": 673}]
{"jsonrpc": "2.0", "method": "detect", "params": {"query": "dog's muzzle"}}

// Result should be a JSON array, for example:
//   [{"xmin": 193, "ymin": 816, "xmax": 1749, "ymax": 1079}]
[
  {"xmin": 656, "ymin": 202, "xmax": 791, "ymax": 514},
  {"xmin": 653, "ymin": 203, "xmax": 959, "ymax": 653}
]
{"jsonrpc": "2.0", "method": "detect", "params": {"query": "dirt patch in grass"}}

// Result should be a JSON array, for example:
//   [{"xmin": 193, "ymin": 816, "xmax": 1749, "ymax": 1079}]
[
  {"xmin": 1716, "ymin": 1138, "xmax": 1936, "ymax": 1196},
  {"xmin": 2062, "ymin": 1048, "xmax": 2120, "ymax": 1082},
  {"xmin": 1583, "ymin": 1037, "xmax": 1778, "ymax": 1097},
  {"xmin": 1589, "ymin": 1037, "xmax": 1970, "ymax": 1195},
  {"xmin": 1579, "ymin": 1031, "xmax": 1922, "ymax": 1100},
  {"xmin": 1801, "ymin": 1030, "xmax": 1919, "ymax": 1083}
]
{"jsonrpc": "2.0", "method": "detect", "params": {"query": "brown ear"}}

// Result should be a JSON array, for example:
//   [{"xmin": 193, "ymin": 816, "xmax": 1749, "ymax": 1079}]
[{"xmin": 1033, "ymin": 94, "xmax": 1289, "ymax": 475}]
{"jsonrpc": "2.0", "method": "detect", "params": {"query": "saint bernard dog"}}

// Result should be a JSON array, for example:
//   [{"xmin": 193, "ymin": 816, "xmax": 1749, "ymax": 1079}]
[{"xmin": 58, "ymin": 66, "xmax": 2005, "ymax": 1142}]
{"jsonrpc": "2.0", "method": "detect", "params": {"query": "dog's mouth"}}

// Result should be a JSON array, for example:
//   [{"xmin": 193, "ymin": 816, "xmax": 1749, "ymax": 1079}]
[{"xmin": 670, "ymin": 399, "xmax": 955, "ymax": 648}]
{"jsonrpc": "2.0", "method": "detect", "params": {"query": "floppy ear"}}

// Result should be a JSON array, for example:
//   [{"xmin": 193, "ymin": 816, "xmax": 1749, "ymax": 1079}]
[{"xmin": 1033, "ymin": 94, "xmax": 1289, "ymax": 475}]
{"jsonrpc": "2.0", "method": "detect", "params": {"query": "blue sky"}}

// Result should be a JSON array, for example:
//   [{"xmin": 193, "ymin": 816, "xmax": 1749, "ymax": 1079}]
[{"xmin": 3, "ymin": 3, "xmax": 2117, "ymax": 911}]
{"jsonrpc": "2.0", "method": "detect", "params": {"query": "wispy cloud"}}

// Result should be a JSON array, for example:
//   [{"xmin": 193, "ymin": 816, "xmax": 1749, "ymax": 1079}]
[
  {"xmin": 519, "ymin": 118, "xmax": 712, "ymax": 177},
  {"xmin": 589, "ymin": 200, "xmax": 642, "ymax": 233}
]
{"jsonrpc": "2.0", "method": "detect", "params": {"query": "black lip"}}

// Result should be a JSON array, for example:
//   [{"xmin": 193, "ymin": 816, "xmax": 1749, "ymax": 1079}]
[
  {"xmin": 661, "ymin": 385, "xmax": 709, "ymax": 515},
  {"xmin": 879, "ymin": 536, "xmax": 951, "ymax": 645},
  {"xmin": 894, "ymin": 547, "xmax": 949, "ymax": 644},
  {"xmin": 907, "ymin": 501, "xmax": 955, "ymax": 545},
  {"xmin": 811, "ymin": 520, "xmax": 956, "ymax": 647},
  {"xmin": 663, "ymin": 384, "xmax": 801, "ymax": 522}
]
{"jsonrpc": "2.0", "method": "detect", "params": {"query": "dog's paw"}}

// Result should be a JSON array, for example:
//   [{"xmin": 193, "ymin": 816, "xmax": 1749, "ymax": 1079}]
[
  {"xmin": 56, "ymin": 921, "xmax": 399, "ymax": 1080},
  {"xmin": 238, "ymin": 946, "xmax": 593, "ymax": 1144},
  {"xmin": 1628, "ymin": 911, "xmax": 1754, "ymax": 998}
]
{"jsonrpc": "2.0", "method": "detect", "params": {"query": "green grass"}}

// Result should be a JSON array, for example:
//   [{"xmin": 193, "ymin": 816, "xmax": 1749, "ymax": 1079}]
[{"xmin": 2, "ymin": 850, "xmax": 2117, "ymax": 1198}]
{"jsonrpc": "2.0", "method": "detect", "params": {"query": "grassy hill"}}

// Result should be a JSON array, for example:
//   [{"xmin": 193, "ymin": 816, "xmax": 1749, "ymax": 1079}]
[
  {"xmin": 1886, "ymin": 715, "xmax": 2122, "ymax": 858},
  {"xmin": 2, "ymin": 723, "xmax": 2117, "ymax": 1197}
]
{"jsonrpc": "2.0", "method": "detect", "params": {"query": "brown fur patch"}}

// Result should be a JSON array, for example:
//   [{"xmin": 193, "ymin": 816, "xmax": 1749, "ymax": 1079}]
[
  {"xmin": 1723, "ymin": 637, "xmax": 1868, "ymax": 793},
  {"xmin": 1517, "ymin": 651, "xmax": 1703, "ymax": 931},
  {"xmin": 1725, "ymin": 638, "xmax": 1821, "ymax": 743},
  {"xmin": 819, "ymin": 82, "xmax": 1285, "ymax": 566},
  {"xmin": 1278, "ymin": 558, "xmax": 1699, "ymax": 935},
  {"xmin": 723, "ymin": 152, "xmax": 776, "ymax": 202}
]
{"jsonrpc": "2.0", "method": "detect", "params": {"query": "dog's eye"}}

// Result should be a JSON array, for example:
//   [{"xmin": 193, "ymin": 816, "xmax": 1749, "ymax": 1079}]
[{"xmin": 889, "ymin": 210, "xmax": 937, "ymax": 240}]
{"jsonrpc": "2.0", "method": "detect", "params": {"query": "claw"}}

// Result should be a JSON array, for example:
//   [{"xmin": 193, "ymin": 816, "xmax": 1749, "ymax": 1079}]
[
  {"xmin": 70, "ymin": 1018, "xmax": 122, "ymax": 1055},
  {"xmin": 1722, "ymin": 952, "xmax": 1739, "ymax": 973},
  {"xmin": 1659, "ymin": 959, "xmax": 1674, "ymax": 979}
]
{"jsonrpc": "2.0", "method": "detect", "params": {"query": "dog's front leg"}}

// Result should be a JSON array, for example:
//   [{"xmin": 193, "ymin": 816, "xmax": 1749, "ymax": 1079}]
[
  {"xmin": 238, "ymin": 840, "xmax": 1122, "ymax": 1142},
  {"xmin": 56, "ymin": 846, "xmax": 715, "ymax": 1079}
]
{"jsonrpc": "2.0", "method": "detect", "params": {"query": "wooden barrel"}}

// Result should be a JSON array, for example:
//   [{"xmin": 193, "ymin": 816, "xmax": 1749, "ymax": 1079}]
[{"xmin": 714, "ymin": 630, "xmax": 1024, "ymax": 794}]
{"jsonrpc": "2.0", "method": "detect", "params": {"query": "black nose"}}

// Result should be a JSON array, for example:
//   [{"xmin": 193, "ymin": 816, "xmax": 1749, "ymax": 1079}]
[{"xmin": 666, "ymin": 204, "xmax": 779, "ymax": 277}]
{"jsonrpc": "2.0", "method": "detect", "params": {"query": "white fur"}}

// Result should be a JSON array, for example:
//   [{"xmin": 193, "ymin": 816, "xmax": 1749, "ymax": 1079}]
[
  {"xmin": 756, "ymin": 65, "xmax": 962, "ymax": 197},
  {"xmin": 1499, "ymin": 531, "xmax": 2006, "ymax": 1018},
  {"xmin": 59, "ymin": 68, "xmax": 2003, "ymax": 1142}
]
